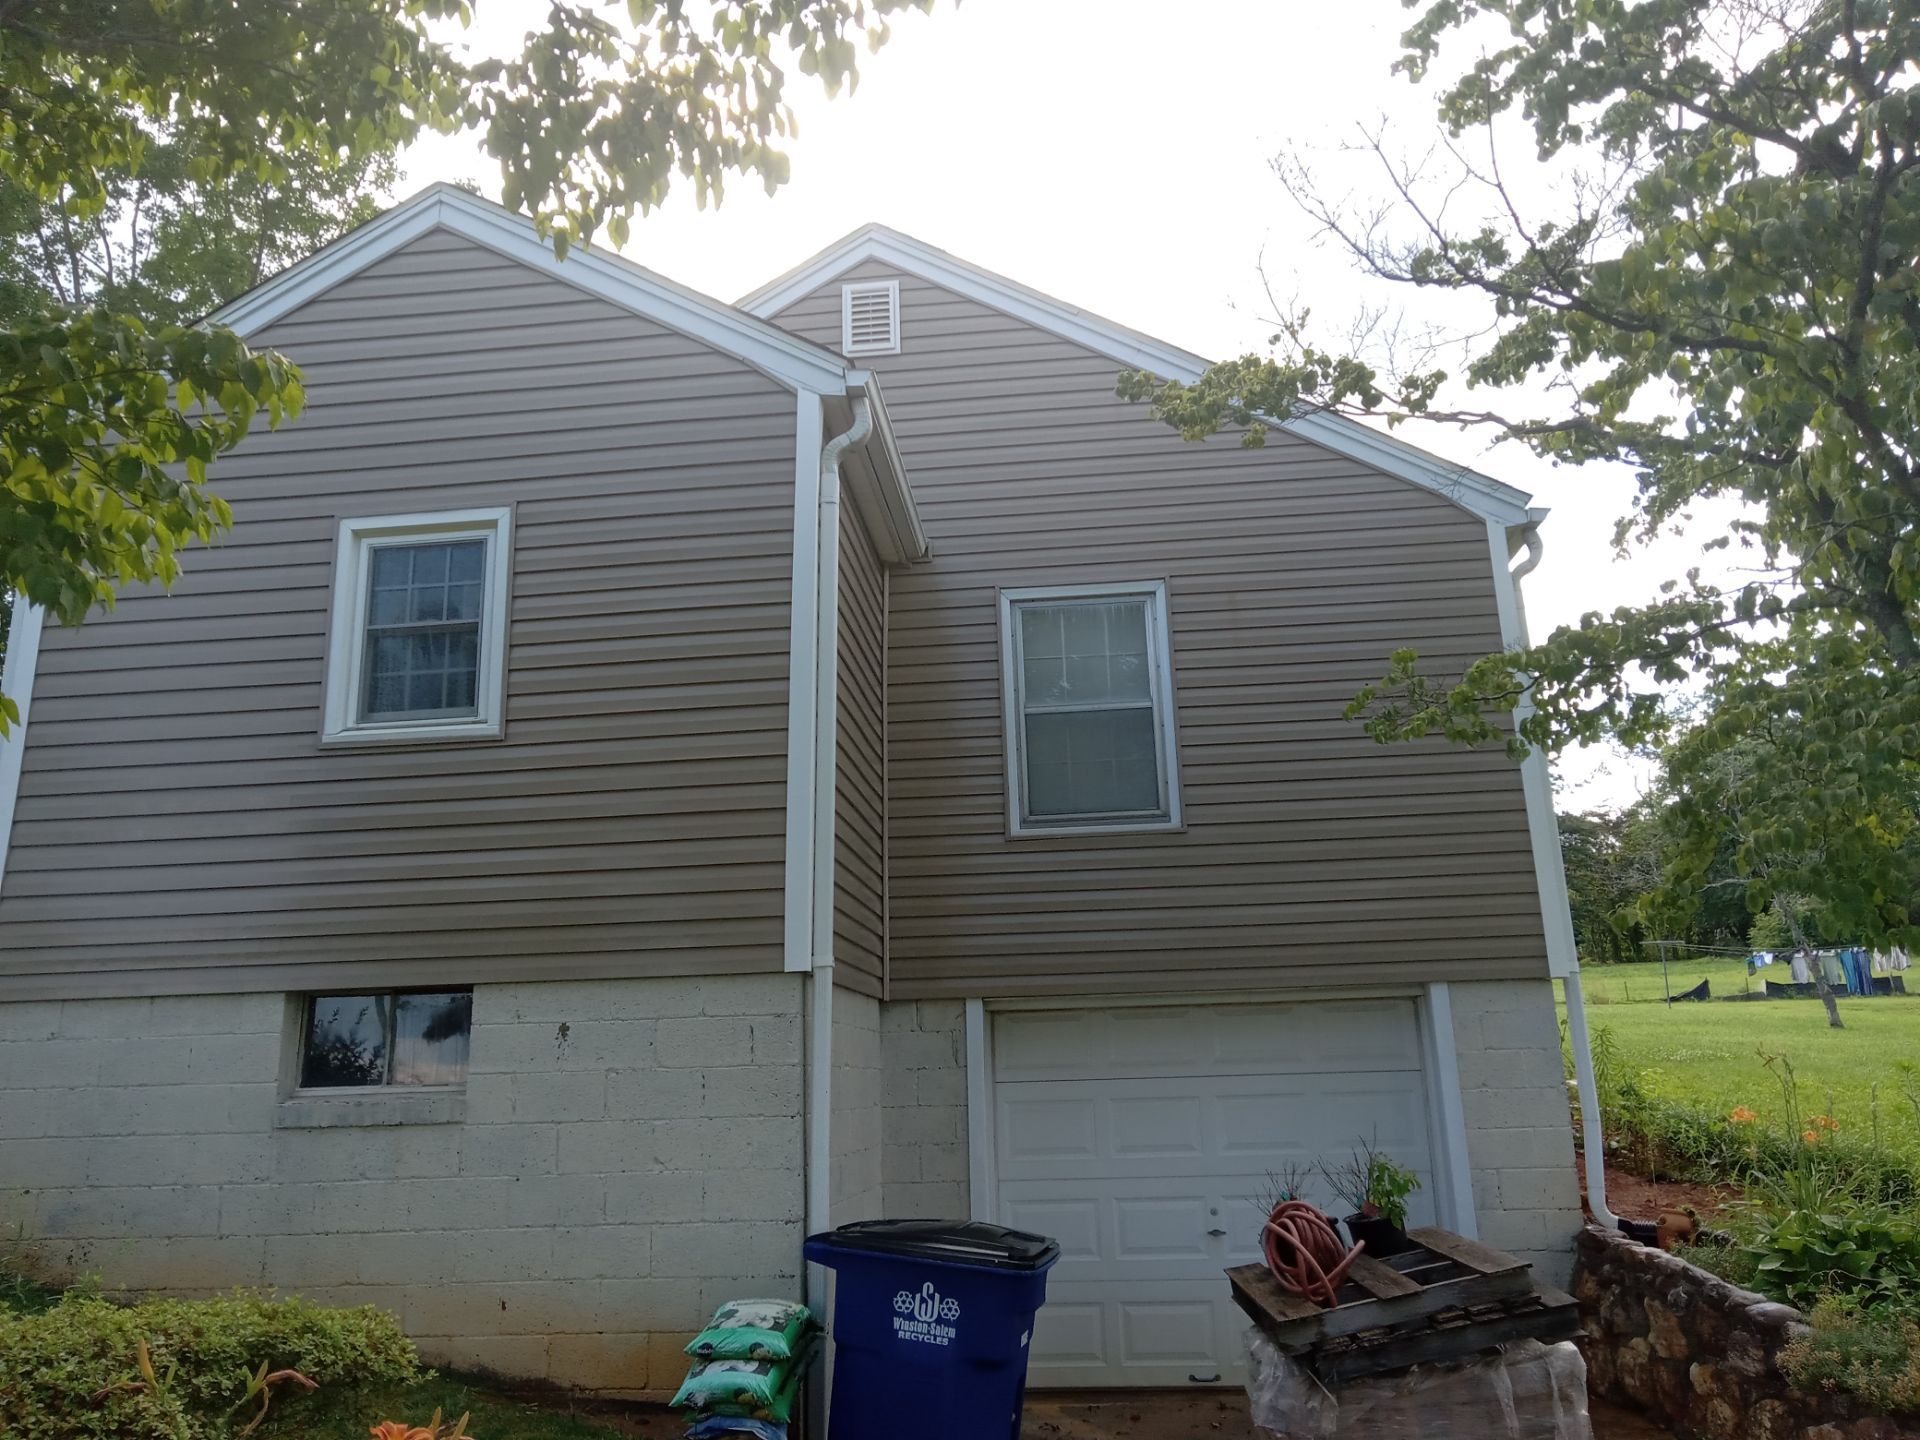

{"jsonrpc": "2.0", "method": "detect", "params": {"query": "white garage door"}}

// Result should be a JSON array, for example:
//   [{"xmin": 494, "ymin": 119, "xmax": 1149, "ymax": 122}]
[{"xmin": 993, "ymin": 999, "xmax": 1438, "ymax": 1388}]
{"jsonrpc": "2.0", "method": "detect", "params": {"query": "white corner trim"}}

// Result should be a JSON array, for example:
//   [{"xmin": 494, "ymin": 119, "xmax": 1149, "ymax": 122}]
[
  {"xmin": 965, "ymin": 998, "xmax": 994, "ymax": 1222},
  {"xmin": 738, "ymin": 224, "xmax": 1533, "ymax": 524},
  {"xmin": 320, "ymin": 507, "xmax": 513, "ymax": 746},
  {"xmin": 1487, "ymin": 518, "xmax": 1579, "ymax": 977},
  {"xmin": 0, "ymin": 600, "xmax": 47, "ymax": 898},
  {"xmin": 213, "ymin": 184, "xmax": 856, "ymax": 396},
  {"xmin": 783, "ymin": 392, "xmax": 826, "ymax": 973},
  {"xmin": 1420, "ymin": 982, "xmax": 1478, "ymax": 1237},
  {"xmin": 996, "ymin": 579, "xmax": 1183, "ymax": 837}
]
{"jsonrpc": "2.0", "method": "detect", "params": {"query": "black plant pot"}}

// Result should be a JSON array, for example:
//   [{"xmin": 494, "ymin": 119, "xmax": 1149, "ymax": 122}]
[{"xmin": 1343, "ymin": 1212, "xmax": 1413, "ymax": 1257}]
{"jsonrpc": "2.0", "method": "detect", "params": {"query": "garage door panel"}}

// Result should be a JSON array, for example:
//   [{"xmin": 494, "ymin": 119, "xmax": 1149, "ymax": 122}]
[
  {"xmin": 997, "ymin": 1073, "xmax": 1430, "ymax": 1182},
  {"xmin": 994, "ymin": 999, "xmax": 1438, "ymax": 1388},
  {"xmin": 1026, "ymin": 1281, "xmax": 1249, "ymax": 1387}
]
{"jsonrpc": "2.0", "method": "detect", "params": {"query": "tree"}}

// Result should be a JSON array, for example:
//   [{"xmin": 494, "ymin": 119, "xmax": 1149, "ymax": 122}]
[
  {"xmin": 0, "ymin": 123, "xmax": 399, "ymax": 664},
  {"xmin": 1558, "ymin": 809, "xmax": 1654, "ymax": 963},
  {"xmin": 0, "ymin": 0, "xmax": 936, "ymax": 726},
  {"xmin": 0, "ymin": 126, "xmax": 399, "ymax": 329},
  {"xmin": 1120, "ymin": 0, "xmax": 1920, "ymax": 962}
]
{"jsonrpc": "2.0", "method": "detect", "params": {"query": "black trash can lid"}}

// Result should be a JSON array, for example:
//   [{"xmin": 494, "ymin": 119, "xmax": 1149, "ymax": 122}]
[{"xmin": 812, "ymin": 1219, "xmax": 1061, "ymax": 1270}]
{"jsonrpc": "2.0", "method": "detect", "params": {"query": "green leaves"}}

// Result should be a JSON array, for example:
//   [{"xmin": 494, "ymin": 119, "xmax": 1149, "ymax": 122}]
[
  {"xmin": 1, "ymin": 306, "xmax": 303, "ymax": 632},
  {"xmin": 1123, "ymin": 0, "xmax": 1920, "ymax": 951}
]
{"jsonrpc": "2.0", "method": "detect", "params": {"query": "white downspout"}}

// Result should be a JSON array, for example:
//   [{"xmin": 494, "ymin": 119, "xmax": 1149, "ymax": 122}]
[
  {"xmin": 805, "ymin": 396, "xmax": 874, "ymax": 1427},
  {"xmin": 1562, "ymin": 969, "xmax": 1618, "ymax": 1228},
  {"xmin": 1493, "ymin": 515, "xmax": 1618, "ymax": 1231}
]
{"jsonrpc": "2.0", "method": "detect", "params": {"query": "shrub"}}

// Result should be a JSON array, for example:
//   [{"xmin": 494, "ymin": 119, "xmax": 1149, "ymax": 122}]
[
  {"xmin": 0, "ymin": 1290, "xmax": 420, "ymax": 1440},
  {"xmin": 1781, "ymin": 1297, "xmax": 1920, "ymax": 1413}
]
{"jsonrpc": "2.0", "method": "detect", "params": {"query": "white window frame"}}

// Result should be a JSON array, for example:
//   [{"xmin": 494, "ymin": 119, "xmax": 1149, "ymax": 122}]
[
  {"xmin": 841, "ymin": 279, "xmax": 901, "ymax": 356},
  {"xmin": 998, "ymin": 579, "xmax": 1183, "ymax": 837},
  {"xmin": 322, "ymin": 507, "xmax": 513, "ymax": 745}
]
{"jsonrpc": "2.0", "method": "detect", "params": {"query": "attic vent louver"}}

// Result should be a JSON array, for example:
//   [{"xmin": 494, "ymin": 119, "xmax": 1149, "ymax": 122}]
[{"xmin": 842, "ymin": 280, "xmax": 900, "ymax": 356}]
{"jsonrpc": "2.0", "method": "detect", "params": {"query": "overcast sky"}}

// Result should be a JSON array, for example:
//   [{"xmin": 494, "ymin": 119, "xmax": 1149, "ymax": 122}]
[{"xmin": 402, "ymin": 0, "xmax": 1732, "ymax": 812}]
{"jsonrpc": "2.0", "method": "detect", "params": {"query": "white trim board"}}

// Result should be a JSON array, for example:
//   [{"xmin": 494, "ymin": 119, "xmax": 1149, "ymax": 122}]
[
  {"xmin": 0, "ymin": 600, "xmax": 46, "ymax": 900},
  {"xmin": 1419, "ymin": 981, "xmax": 1479, "ymax": 1237},
  {"xmin": 319, "ymin": 507, "xmax": 514, "ymax": 746},
  {"xmin": 738, "ymin": 223, "xmax": 1536, "ymax": 526},
  {"xmin": 1487, "ymin": 517, "xmax": 1579, "ymax": 978},
  {"xmin": 214, "ymin": 184, "xmax": 857, "ymax": 396}
]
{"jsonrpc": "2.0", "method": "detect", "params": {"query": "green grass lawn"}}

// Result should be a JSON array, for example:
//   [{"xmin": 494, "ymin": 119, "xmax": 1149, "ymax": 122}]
[{"xmin": 1569, "ymin": 959, "xmax": 1920, "ymax": 1166}]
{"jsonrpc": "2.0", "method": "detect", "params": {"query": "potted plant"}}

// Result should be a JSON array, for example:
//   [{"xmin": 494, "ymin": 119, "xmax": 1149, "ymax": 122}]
[{"xmin": 1323, "ymin": 1140, "xmax": 1422, "ymax": 1256}]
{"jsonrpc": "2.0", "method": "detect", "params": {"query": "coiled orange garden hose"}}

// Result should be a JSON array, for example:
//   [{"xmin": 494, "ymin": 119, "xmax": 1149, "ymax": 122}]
[{"xmin": 1262, "ymin": 1199, "xmax": 1363, "ymax": 1307}]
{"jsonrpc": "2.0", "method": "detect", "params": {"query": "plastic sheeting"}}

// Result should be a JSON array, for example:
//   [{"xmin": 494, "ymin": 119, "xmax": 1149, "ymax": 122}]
[{"xmin": 1245, "ymin": 1333, "xmax": 1593, "ymax": 1440}]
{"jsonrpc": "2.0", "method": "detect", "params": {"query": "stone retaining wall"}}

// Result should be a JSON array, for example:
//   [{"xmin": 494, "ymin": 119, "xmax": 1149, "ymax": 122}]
[{"xmin": 1574, "ymin": 1223, "xmax": 1920, "ymax": 1440}]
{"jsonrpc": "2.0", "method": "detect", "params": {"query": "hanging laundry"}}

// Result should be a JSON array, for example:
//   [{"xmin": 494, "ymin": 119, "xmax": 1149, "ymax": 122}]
[
  {"xmin": 1790, "ymin": 951, "xmax": 1813, "ymax": 985},
  {"xmin": 1819, "ymin": 951, "xmax": 1846, "ymax": 989}
]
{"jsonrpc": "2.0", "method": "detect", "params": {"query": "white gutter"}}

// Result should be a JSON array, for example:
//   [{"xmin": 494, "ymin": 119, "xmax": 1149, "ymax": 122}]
[
  {"xmin": 1488, "ymin": 517, "xmax": 1618, "ymax": 1231},
  {"xmin": 803, "ymin": 396, "xmax": 874, "ymax": 1427}
]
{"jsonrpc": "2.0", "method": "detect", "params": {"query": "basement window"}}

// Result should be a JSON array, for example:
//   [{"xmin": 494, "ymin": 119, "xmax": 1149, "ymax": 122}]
[
  {"xmin": 298, "ymin": 991, "xmax": 473, "ymax": 1090},
  {"xmin": 999, "ymin": 581, "xmax": 1183, "ymax": 836},
  {"xmin": 842, "ymin": 280, "xmax": 901, "ymax": 356},
  {"xmin": 322, "ymin": 508, "xmax": 512, "ymax": 744}
]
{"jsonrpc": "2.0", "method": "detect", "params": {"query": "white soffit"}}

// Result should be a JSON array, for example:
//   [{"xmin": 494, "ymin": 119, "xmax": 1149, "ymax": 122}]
[{"xmin": 739, "ymin": 224, "xmax": 1535, "ymax": 526}]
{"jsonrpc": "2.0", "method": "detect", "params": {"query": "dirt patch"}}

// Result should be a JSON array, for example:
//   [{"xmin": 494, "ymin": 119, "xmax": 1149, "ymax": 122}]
[{"xmin": 1578, "ymin": 1153, "xmax": 1739, "ymax": 1225}]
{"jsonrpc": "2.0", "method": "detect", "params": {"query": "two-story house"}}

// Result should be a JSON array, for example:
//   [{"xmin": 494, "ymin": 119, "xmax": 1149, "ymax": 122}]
[{"xmin": 0, "ymin": 185, "xmax": 1584, "ymax": 1395}]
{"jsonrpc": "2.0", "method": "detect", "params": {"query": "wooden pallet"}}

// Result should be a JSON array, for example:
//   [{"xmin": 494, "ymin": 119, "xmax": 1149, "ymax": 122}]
[
  {"xmin": 1308, "ymin": 1286, "xmax": 1582, "ymax": 1381},
  {"xmin": 1226, "ymin": 1226, "xmax": 1535, "ymax": 1352}
]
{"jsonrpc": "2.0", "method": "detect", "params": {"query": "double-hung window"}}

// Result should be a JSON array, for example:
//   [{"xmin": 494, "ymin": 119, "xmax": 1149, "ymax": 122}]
[
  {"xmin": 999, "ymin": 581, "xmax": 1182, "ymax": 835},
  {"xmin": 322, "ymin": 508, "xmax": 512, "ymax": 743}
]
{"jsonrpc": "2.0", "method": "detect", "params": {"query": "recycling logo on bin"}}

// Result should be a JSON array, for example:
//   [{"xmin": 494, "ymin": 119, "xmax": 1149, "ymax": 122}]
[{"xmin": 891, "ymin": 1281, "xmax": 961, "ymax": 1345}]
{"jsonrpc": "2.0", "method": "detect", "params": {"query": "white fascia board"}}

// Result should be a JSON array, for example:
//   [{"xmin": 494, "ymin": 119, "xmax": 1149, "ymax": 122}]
[
  {"xmin": 843, "ymin": 370, "xmax": 929, "ymax": 564},
  {"xmin": 1487, "ymin": 516, "xmax": 1579, "ymax": 977},
  {"xmin": 741, "ymin": 224, "xmax": 1534, "ymax": 526},
  {"xmin": 0, "ymin": 600, "xmax": 47, "ymax": 900},
  {"xmin": 214, "ymin": 184, "xmax": 856, "ymax": 396}
]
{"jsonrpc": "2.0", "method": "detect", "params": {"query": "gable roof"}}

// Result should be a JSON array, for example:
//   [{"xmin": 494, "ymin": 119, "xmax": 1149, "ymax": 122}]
[
  {"xmin": 210, "ymin": 186, "xmax": 927, "ymax": 562},
  {"xmin": 737, "ymin": 223, "xmax": 1537, "ymax": 527},
  {"xmin": 215, "ymin": 184, "xmax": 862, "ymax": 398}
]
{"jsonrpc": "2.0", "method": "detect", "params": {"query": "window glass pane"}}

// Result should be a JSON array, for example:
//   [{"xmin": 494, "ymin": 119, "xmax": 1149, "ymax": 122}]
[
  {"xmin": 390, "ymin": 992, "xmax": 473, "ymax": 1086},
  {"xmin": 1019, "ymin": 600, "xmax": 1151, "ymax": 706},
  {"xmin": 360, "ymin": 540, "xmax": 486, "ymax": 722},
  {"xmin": 448, "ymin": 543, "xmax": 485, "ymax": 583},
  {"xmin": 1024, "ymin": 708, "xmax": 1162, "ymax": 818},
  {"xmin": 371, "ymin": 547, "xmax": 412, "ymax": 588},
  {"xmin": 301, "ymin": 995, "xmax": 389, "ymax": 1087}
]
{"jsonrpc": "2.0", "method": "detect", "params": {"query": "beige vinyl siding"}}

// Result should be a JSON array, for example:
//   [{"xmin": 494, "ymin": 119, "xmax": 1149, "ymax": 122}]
[
  {"xmin": 0, "ymin": 228, "xmax": 799, "ymax": 1001},
  {"xmin": 773, "ymin": 263, "xmax": 1546, "ymax": 998},
  {"xmin": 833, "ymin": 502, "xmax": 888, "ymax": 996}
]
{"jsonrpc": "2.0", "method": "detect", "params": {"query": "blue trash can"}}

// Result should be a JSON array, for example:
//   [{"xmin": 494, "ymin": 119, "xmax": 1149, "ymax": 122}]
[{"xmin": 805, "ymin": 1219, "xmax": 1060, "ymax": 1440}]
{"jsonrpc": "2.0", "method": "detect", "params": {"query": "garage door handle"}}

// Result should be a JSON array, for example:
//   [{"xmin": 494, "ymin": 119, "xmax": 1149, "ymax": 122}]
[
  {"xmin": 1189, "ymin": 1372, "xmax": 1221, "ymax": 1384},
  {"xmin": 1206, "ymin": 1228, "xmax": 1227, "ymax": 1237}
]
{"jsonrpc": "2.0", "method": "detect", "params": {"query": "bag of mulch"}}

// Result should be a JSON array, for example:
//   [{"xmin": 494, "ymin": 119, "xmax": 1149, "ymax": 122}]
[
  {"xmin": 671, "ymin": 1354, "xmax": 801, "ymax": 1422},
  {"xmin": 685, "ymin": 1297, "xmax": 814, "ymax": 1361}
]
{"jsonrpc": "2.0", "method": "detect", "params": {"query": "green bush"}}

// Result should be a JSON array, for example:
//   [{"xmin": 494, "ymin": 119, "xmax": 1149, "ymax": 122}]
[
  {"xmin": 0, "ymin": 1290, "xmax": 420, "ymax": 1440},
  {"xmin": 1780, "ymin": 1297, "xmax": 1920, "ymax": 1413},
  {"xmin": 1578, "ymin": 1025, "xmax": 1920, "ymax": 1203}
]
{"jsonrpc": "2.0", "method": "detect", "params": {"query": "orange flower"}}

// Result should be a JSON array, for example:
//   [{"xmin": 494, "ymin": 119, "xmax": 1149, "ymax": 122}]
[
  {"xmin": 369, "ymin": 1425, "xmax": 435, "ymax": 1440},
  {"xmin": 1729, "ymin": 1106, "xmax": 1758, "ymax": 1124},
  {"xmin": 1802, "ymin": 1129, "xmax": 1821, "ymax": 1144},
  {"xmin": 1813, "ymin": 1114, "xmax": 1840, "ymax": 1132}
]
